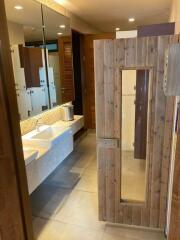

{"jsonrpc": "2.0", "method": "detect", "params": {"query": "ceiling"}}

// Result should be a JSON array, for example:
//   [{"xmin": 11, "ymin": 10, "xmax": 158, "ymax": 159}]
[
  {"xmin": 5, "ymin": 0, "xmax": 70, "ymax": 42},
  {"xmin": 55, "ymin": 0, "xmax": 172, "ymax": 32}
]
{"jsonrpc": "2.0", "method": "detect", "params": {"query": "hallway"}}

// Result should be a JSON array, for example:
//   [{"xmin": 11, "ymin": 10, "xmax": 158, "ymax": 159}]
[{"xmin": 31, "ymin": 133, "xmax": 165, "ymax": 240}]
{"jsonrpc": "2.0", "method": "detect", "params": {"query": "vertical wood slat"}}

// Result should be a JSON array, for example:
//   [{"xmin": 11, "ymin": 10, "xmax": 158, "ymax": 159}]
[
  {"xmin": 104, "ymin": 41, "xmax": 115, "ymax": 222},
  {"xmin": 125, "ymin": 38, "xmax": 137, "ymax": 67},
  {"xmin": 168, "ymin": 104, "xmax": 180, "ymax": 239},
  {"xmin": 141, "ymin": 37, "xmax": 158, "ymax": 227},
  {"xmin": 159, "ymin": 35, "xmax": 179, "ymax": 228},
  {"xmin": 159, "ymin": 96, "xmax": 175, "ymax": 227},
  {"xmin": 94, "ymin": 40, "xmax": 106, "ymax": 220},
  {"xmin": 114, "ymin": 44, "xmax": 122, "ymax": 222},
  {"xmin": 123, "ymin": 206, "xmax": 132, "ymax": 225},
  {"xmin": 150, "ymin": 36, "xmax": 170, "ymax": 228},
  {"xmin": 115, "ymin": 39, "xmax": 125, "ymax": 67},
  {"xmin": 136, "ymin": 37, "xmax": 148, "ymax": 67}
]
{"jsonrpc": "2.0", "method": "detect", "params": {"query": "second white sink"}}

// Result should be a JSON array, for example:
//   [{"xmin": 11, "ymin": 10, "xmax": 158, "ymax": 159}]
[{"xmin": 22, "ymin": 125, "xmax": 72, "ymax": 149}]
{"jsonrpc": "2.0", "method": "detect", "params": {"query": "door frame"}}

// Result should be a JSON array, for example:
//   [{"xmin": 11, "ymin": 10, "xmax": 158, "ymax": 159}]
[{"xmin": 0, "ymin": 0, "xmax": 33, "ymax": 239}]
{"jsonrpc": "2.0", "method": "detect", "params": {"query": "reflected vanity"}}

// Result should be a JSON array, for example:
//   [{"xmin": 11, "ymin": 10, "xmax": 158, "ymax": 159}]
[
  {"xmin": 5, "ymin": 0, "xmax": 74, "ymax": 121},
  {"xmin": 121, "ymin": 69, "xmax": 150, "ymax": 203}
]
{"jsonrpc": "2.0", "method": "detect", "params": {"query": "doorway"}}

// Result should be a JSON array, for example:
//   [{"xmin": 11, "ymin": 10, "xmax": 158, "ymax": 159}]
[{"xmin": 72, "ymin": 30, "xmax": 84, "ymax": 116}]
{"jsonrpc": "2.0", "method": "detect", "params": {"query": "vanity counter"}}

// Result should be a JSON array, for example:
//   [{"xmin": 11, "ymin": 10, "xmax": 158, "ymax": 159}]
[{"xmin": 53, "ymin": 115, "xmax": 84, "ymax": 135}]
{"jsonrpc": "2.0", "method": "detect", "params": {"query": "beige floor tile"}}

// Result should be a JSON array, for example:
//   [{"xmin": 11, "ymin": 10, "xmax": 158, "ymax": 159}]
[
  {"xmin": 33, "ymin": 217, "xmax": 66, "ymax": 240},
  {"xmin": 121, "ymin": 151, "xmax": 146, "ymax": 202},
  {"xmin": 75, "ymin": 170, "xmax": 97, "ymax": 193},
  {"xmin": 54, "ymin": 190, "xmax": 106, "ymax": 231},
  {"xmin": 103, "ymin": 225, "xmax": 165, "ymax": 240},
  {"xmin": 61, "ymin": 224, "xmax": 103, "ymax": 240},
  {"xmin": 32, "ymin": 134, "xmax": 165, "ymax": 240},
  {"xmin": 31, "ymin": 184, "xmax": 71, "ymax": 219}
]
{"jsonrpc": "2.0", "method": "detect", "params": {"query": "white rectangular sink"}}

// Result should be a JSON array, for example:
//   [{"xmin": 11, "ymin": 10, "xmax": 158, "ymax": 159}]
[
  {"xmin": 23, "ymin": 148, "xmax": 38, "ymax": 166},
  {"xmin": 22, "ymin": 125, "xmax": 72, "ymax": 149}
]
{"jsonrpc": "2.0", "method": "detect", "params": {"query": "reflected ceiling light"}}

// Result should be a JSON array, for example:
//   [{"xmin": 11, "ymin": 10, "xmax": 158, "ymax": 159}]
[
  {"xmin": 14, "ymin": 5, "xmax": 23, "ymax": 10},
  {"xmin": 57, "ymin": 32, "xmax": 63, "ymax": 35},
  {"xmin": 54, "ymin": 0, "xmax": 67, "ymax": 5},
  {"xmin": 115, "ymin": 27, "xmax": 120, "ymax": 31},
  {"xmin": 129, "ymin": 17, "xmax": 135, "ymax": 22},
  {"xmin": 59, "ymin": 24, "xmax": 66, "ymax": 28}
]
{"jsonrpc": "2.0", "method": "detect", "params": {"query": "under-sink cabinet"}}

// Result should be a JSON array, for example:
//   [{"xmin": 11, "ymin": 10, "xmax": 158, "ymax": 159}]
[{"xmin": 22, "ymin": 115, "xmax": 84, "ymax": 194}]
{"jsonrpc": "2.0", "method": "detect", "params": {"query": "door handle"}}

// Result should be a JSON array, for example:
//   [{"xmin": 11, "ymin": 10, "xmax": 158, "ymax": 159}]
[{"xmin": 97, "ymin": 138, "xmax": 120, "ymax": 149}]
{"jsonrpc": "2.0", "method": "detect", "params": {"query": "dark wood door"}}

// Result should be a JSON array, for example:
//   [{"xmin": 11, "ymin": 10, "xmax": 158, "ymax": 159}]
[
  {"xmin": 58, "ymin": 36, "xmax": 74, "ymax": 103},
  {"xmin": 83, "ymin": 33, "xmax": 115, "ymax": 129},
  {"xmin": 72, "ymin": 30, "xmax": 83, "ymax": 115},
  {"xmin": 19, "ymin": 45, "xmax": 43, "ymax": 88},
  {"xmin": 134, "ymin": 70, "xmax": 149, "ymax": 159},
  {"xmin": 0, "ymin": 0, "xmax": 33, "ymax": 239}
]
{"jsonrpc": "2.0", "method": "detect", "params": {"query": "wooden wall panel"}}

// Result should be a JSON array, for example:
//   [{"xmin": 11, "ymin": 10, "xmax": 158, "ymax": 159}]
[
  {"xmin": 0, "ymin": 0, "xmax": 33, "ymax": 239},
  {"xmin": 95, "ymin": 35, "xmax": 178, "ymax": 229},
  {"xmin": 125, "ymin": 38, "xmax": 137, "ymax": 67},
  {"xmin": 168, "ymin": 107, "xmax": 180, "ymax": 239}
]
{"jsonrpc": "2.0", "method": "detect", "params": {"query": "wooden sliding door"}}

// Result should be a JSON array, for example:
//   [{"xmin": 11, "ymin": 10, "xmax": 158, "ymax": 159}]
[{"xmin": 94, "ymin": 36, "xmax": 178, "ymax": 228}]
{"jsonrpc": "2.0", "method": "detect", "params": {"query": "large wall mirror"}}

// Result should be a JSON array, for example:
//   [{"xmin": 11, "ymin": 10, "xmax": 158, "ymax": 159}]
[
  {"xmin": 121, "ymin": 69, "xmax": 150, "ymax": 203},
  {"xmin": 5, "ymin": 0, "xmax": 74, "ymax": 121},
  {"xmin": 42, "ymin": 5, "xmax": 74, "ymax": 106}
]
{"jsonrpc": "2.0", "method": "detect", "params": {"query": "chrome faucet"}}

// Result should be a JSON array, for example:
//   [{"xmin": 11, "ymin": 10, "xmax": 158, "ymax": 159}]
[{"xmin": 36, "ymin": 118, "xmax": 44, "ymax": 132}]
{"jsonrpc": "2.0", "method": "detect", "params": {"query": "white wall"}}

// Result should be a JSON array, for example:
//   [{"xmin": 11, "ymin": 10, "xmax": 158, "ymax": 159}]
[
  {"xmin": 7, "ymin": 21, "xmax": 25, "ymax": 45},
  {"xmin": 122, "ymin": 70, "xmax": 136, "ymax": 151},
  {"xmin": 36, "ymin": 0, "xmax": 100, "ymax": 34},
  {"xmin": 170, "ymin": 0, "xmax": 180, "ymax": 34}
]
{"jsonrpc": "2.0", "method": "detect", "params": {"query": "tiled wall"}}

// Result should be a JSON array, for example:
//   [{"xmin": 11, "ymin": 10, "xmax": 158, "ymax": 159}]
[{"xmin": 20, "ymin": 106, "xmax": 64, "ymax": 135}]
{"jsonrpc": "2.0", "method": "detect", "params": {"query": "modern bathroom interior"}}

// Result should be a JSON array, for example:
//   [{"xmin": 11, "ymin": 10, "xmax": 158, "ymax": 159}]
[{"xmin": 2, "ymin": 0, "xmax": 180, "ymax": 239}]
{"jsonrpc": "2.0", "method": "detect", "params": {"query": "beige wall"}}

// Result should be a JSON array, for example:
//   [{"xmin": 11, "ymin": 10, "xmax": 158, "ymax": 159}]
[
  {"xmin": 170, "ymin": 0, "xmax": 180, "ymax": 34},
  {"xmin": 7, "ymin": 21, "xmax": 25, "ymax": 45},
  {"xmin": 36, "ymin": 0, "xmax": 100, "ymax": 34}
]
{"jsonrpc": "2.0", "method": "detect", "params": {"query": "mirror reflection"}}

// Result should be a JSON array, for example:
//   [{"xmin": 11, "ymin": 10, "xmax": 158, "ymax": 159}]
[
  {"xmin": 42, "ymin": 5, "xmax": 74, "ymax": 106},
  {"xmin": 121, "ymin": 70, "xmax": 149, "ymax": 202},
  {"xmin": 5, "ymin": 0, "xmax": 49, "ymax": 120},
  {"xmin": 5, "ymin": 0, "xmax": 73, "ymax": 121}
]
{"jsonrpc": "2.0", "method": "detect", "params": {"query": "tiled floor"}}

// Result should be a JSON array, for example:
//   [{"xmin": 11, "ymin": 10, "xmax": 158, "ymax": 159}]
[
  {"xmin": 30, "ymin": 133, "xmax": 165, "ymax": 240},
  {"xmin": 121, "ymin": 151, "xmax": 146, "ymax": 202}
]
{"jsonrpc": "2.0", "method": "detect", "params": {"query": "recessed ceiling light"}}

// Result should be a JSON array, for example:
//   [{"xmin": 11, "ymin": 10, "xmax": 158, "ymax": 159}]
[
  {"xmin": 59, "ymin": 25, "xmax": 66, "ymax": 28},
  {"xmin": 115, "ymin": 27, "xmax": 120, "ymax": 31},
  {"xmin": 129, "ymin": 18, "xmax": 135, "ymax": 22},
  {"xmin": 14, "ymin": 5, "xmax": 23, "ymax": 10},
  {"xmin": 57, "ymin": 32, "xmax": 63, "ymax": 35}
]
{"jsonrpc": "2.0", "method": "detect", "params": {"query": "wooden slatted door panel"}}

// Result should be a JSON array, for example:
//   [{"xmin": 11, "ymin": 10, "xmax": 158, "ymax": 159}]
[
  {"xmin": 84, "ymin": 33, "xmax": 116, "ymax": 129},
  {"xmin": 95, "ymin": 40, "xmax": 121, "ymax": 222},
  {"xmin": 58, "ymin": 36, "xmax": 74, "ymax": 103},
  {"xmin": 94, "ymin": 35, "xmax": 178, "ymax": 228}
]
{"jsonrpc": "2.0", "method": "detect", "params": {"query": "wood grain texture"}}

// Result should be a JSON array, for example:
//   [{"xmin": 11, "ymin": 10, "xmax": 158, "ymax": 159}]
[
  {"xmin": 94, "ymin": 35, "xmax": 178, "ymax": 229},
  {"xmin": 58, "ymin": 36, "xmax": 74, "ymax": 103},
  {"xmin": 168, "ymin": 109, "xmax": 180, "ymax": 240},
  {"xmin": 84, "ymin": 33, "xmax": 115, "ymax": 129},
  {"xmin": 164, "ymin": 43, "xmax": 180, "ymax": 96},
  {"xmin": 0, "ymin": 0, "xmax": 33, "ymax": 239}
]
